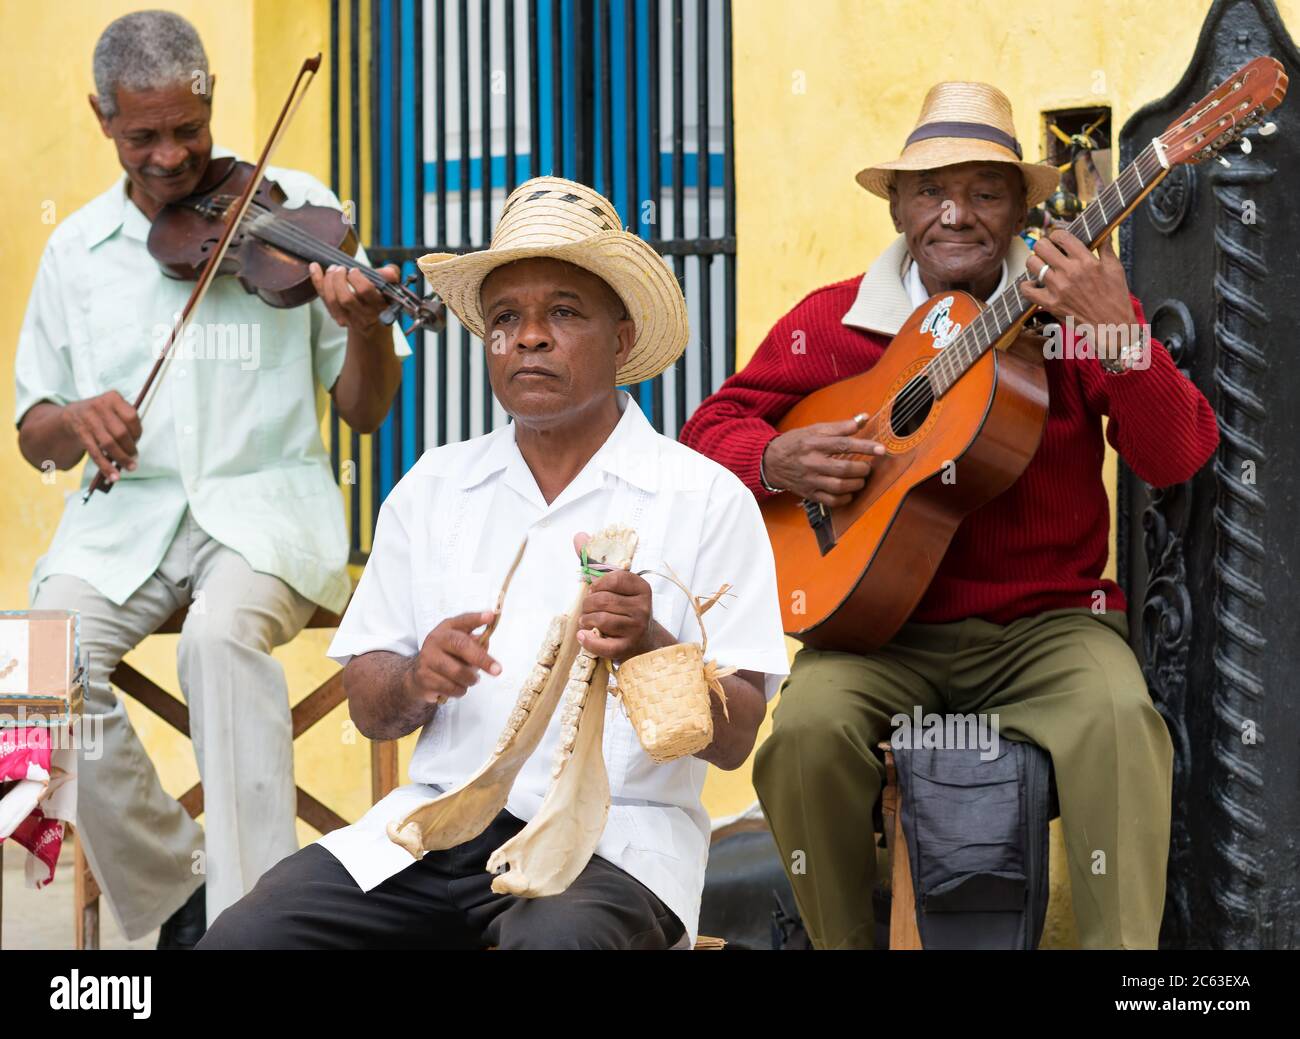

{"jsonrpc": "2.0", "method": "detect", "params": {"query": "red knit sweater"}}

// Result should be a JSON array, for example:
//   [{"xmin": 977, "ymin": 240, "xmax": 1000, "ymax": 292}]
[{"xmin": 680, "ymin": 276, "xmax": 1221, "ymax": 625}]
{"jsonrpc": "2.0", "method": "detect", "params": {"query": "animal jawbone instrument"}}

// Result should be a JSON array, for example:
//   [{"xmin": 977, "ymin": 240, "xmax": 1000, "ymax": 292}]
[
  {"xmin": 485, "ymin": 626, "xmax": 613, "ymax": 897},
  {"xmin": 387, "ymin": 525, "xmax": 639, "ymax": 896}
]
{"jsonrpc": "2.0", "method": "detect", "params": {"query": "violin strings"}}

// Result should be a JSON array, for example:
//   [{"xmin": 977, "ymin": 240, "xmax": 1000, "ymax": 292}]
[
  {"xmin": 227, "ymin": 199, "xmax": 380, "ymax": 277},
  {"xmin": 200, "ymin": 194, "xmax": 369, "ymax": 270},
  {"xmin": 243, "ymin": 205, "xmax": 396, "ymax": 287},
  {"xmin": 206, "ymin": 194, "xmax": 419, "ymax": 304}
]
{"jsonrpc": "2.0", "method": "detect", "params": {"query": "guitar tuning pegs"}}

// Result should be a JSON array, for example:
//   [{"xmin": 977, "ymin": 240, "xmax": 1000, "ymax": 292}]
[
  {"xmin": 1259, "ymin": 121, "xmax": 1278, "ymax": 136},
  {"xmin": 1217, "ymin": 155, "xmax": 1232, "ymax": 167},
  {"xmin": 1240, "ymin": 137, "xmax": 1253, "ymax": 154}
]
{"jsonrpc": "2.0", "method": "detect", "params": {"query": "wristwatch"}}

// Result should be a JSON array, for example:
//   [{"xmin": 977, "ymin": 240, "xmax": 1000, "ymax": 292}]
[{"xmin": 1100, "ymin": 325, "xmax": 1149, "ymax": 374}]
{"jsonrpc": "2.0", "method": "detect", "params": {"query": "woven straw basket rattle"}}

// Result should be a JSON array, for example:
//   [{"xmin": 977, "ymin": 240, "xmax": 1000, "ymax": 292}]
[{"xmin": 613, "ymin": 567, "xmax": 735, "ymax": 764}]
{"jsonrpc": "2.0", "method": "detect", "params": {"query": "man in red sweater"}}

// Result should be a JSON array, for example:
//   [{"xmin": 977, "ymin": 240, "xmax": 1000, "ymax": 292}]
[{"xmin": 680, "ymin": 82, "xmax": 1219, "ymax": 949}]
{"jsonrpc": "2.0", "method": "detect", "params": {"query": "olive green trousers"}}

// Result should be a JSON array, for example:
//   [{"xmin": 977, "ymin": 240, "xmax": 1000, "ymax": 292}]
[{"xmin": 752, "ymin": 608, "xmax": 1173, "ymax": 950}]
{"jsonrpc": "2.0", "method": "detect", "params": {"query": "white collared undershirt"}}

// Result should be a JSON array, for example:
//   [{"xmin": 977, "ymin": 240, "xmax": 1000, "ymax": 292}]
[{"xmin": 903, "ymin": 257, "xmax": 1009, "ymax": 309}]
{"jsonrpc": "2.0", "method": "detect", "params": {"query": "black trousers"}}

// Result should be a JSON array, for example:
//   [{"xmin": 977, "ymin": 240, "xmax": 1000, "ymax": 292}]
[{"xmin": 197, "ymin": 810, "xmax": 685, "ymax": 950}]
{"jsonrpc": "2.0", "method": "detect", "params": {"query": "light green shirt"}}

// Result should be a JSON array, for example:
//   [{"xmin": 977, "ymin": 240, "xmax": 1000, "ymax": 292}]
[{"xmin": 15, "ymin": 148, "xmax": 410, "ymax": 613}]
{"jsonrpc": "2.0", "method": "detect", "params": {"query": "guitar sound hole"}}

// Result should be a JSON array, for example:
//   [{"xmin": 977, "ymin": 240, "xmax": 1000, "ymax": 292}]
[{"xmin": 888, "ymin": 376, "xmax": 934, "ymax": 438}]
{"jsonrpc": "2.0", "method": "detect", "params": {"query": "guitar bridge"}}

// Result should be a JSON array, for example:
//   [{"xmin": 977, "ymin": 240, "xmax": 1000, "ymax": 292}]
[{"xmin": 802, "ymin": 499, "xmax": 837, "ymax": 555}]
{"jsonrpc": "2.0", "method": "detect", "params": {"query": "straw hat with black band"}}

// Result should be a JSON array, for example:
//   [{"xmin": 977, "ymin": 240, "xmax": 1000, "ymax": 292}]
[
  {"xmin": 856, "ymin": 81, "xmax": 1059, "ymax": 208},
  {"xmin": 417, "ymin": 176, "xmax": 689, "ymax": 386}
]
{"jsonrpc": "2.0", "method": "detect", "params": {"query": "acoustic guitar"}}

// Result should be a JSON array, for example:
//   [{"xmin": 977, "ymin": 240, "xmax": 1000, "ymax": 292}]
[{"xmin": 761, "ymin": 56, "xmax": 1287, "ymax": 653}]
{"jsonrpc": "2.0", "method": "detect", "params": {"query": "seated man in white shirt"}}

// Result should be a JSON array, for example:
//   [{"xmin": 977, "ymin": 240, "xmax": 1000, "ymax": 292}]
[{"xmin": 198, "ymin": 177, "xmax": 790, "ymax": 950}]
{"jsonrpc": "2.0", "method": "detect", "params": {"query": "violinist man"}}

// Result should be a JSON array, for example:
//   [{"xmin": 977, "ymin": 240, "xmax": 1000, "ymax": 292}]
[
  {"xmin": 14, "ymin": 11, "xmax": 408, "ymax": 947},
  {"xmin": 680, "ymin": 82, "xmax": 1220, "ymax": 949}
]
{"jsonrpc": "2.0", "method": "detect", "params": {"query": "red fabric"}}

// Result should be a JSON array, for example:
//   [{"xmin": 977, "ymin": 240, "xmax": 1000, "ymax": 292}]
[
  {"xmin": 0, "ymin": 725, "xmax": 63, "ymax": 888},
  {"xmin": 679, "ymin": 276, "xmax": 1220, "ymax": 625},
  {"xmin": 10, "ymin": 809, "xmax": 64, "ymax": 888}
]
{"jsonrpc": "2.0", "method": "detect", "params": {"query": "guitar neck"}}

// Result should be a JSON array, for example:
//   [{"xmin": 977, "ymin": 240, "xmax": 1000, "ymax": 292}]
[{"xmin": 929, "ymin": 141, "xmax": 1170, "ymax": 396}]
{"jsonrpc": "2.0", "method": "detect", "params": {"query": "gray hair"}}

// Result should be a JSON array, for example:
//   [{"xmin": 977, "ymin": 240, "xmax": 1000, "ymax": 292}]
[{"xmin": 92, "ymin": 10, "xmax": 210, "ymax": 120}]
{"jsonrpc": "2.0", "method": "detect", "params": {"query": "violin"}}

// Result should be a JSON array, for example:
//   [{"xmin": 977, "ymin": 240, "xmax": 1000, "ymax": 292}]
[{"xmin": 147, "ymin": 155, "xmax": 445, "ymax": 334}]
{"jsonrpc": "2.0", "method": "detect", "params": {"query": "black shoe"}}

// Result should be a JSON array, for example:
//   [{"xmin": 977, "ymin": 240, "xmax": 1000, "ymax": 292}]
[{"xmin": 157, "ymin": 884, "xmax": 207, "ymax": 949}]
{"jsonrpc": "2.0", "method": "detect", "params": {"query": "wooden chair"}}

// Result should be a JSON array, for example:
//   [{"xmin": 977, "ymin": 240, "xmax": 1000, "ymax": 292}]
[
  {"xmin": 879, "ymin": 744, "xmax": 922, "ymax": 949},
  {"xmin": 70, "ymin": 599, "xmax": 398, "ymax": 949}
]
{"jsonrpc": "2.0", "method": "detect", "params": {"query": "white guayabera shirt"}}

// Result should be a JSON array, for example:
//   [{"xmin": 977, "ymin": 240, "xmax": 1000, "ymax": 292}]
[
  {"xmin": 14, "ymin": 146, "xmax": 409, "ymax": 613},
  {"xmin": 322, "ymin": 392, "xmax": 790, "ymax": 945}
]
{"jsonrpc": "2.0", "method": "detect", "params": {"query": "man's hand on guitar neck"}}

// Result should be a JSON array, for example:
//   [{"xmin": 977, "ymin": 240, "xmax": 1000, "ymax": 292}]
[
  {"xmin": 1021, "ymin": 232, "xmax": 1139, "ymax": 342},
  {"xmin": 761, "ymin": 414, "xmax": 886, "ymax": 507}
]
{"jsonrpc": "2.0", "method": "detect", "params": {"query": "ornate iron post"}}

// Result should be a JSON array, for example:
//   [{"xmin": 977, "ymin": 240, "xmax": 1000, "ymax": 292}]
[{"xmin": 1119, "ymin": 0, "xmax": 1299, "ymax": 948}]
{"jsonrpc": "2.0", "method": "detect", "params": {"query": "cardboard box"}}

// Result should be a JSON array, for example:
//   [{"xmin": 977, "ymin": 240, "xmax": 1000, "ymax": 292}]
[{"xmin": 0, "ymin": 610, "xmax": 84, "ymax": 728}]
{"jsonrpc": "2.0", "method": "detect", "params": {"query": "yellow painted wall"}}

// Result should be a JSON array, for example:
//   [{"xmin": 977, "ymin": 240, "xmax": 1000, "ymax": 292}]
[{"xmin": 727, "ymin": 0, "xmax": 1300, "ymax": 945}]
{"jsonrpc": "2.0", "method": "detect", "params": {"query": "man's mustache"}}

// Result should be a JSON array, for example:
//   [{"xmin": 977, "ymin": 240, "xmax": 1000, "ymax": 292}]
[{"xmin": 140, "ymin": 161, "xmax": 196, "ymax": 178}]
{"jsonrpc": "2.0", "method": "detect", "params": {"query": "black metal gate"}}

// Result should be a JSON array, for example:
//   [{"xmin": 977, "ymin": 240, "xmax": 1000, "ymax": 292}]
[
  {"xmin": 327, "ymin": 0, "xmax": 735, "ymax": 557},
  {"xmin": 1118, "ymin": 0, "xmax": 1300, "ymax": 949}
]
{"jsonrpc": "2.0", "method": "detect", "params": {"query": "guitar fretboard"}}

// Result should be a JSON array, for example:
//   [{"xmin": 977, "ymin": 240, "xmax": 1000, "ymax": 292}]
[{"xmin": 926, "ymin": 141, "xmax": 1167, "ymax": 396}]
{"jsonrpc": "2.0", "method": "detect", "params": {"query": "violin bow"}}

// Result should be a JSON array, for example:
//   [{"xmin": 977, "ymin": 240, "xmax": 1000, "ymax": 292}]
[{"xmin": 84, "ymin": 54, "xmax": 323, "ymax": 503}]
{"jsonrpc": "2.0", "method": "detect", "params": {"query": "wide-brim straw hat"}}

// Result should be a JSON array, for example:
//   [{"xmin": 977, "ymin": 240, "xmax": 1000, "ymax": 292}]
[
  {"xmin": 856, "ymin": 81, "xmax": 1059, "ymax": 208},
  {"xmin": 416, "ymin": 176, "xmax": 688, "ymax": 385}
]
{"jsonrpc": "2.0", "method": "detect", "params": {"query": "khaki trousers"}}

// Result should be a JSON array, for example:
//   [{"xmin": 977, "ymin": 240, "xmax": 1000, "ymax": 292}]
[
  {"xmin": 753, "ymin": 608, "xmax": 1173, "ymax": 950},
  {"xmin": 32, "ymin": 510, "xmax": 315, "ymax": 940}
]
